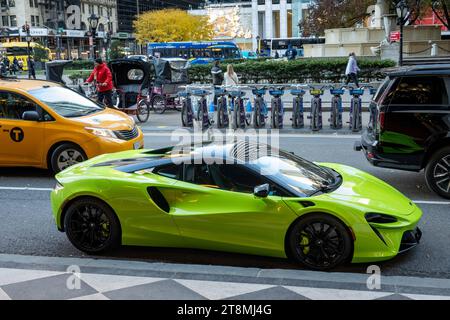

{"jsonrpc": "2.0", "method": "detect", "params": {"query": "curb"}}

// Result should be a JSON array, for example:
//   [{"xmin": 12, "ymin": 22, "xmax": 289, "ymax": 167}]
[{"xmin": 1, "ymin": 254, "xmax": 450, "ymax": 296}]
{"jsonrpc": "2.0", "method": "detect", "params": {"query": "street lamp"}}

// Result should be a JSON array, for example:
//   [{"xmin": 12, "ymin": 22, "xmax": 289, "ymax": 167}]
[
  {"xmin": 88, "ymin": 13, "xmax": 99, "ymax": 59},
  {"xmin": 256, "ymin": 35, "xmax": 261, "ymax": 55},
  {"xmin": 396, "ymin": 0, "xmax": 408, "ymax": 66},
  {"xmin": 22, "ymin": 22, "xmax": 32, "ymax": 79}
]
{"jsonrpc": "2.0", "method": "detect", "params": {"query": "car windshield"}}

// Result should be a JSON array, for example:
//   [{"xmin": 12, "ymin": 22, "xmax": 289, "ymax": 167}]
[
  {"xmin": 249, "ymin": 151, "xmax": 338, "ymax": 197},
  {"xmin": 28, "ymin": 87, "xmax": 103, "ymax": 118}
]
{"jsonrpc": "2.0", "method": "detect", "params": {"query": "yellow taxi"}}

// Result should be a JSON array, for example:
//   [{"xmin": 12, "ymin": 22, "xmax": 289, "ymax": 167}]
[{"xmin": 0, "ymin": 79, "xmax": 144, "ymax": 172}]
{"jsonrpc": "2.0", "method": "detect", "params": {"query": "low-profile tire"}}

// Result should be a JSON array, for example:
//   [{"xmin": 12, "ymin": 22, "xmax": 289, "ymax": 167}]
[
  {"xmin": 288, "ymin": 213, "xmax": 352, "ymax": 271},
  {"xmin": 425, "ymin": 146, "xmax": 450, "ymax": 199},
  {"xmin": 50, "ymin": 143, "xmax": 87, "ymax": 173},
  {"xmin": 64, "ymin": 198, "xmax": 121, "ymax": 254}
]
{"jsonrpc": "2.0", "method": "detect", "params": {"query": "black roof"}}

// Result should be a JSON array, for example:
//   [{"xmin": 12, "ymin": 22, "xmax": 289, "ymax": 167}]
[{"xmin": 386, "ymin": 64, "xmax": 450, "ymax": 77}]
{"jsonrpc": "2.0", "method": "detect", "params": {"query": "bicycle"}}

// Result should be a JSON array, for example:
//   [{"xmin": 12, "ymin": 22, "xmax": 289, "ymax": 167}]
[
  {"xmin": 215, "ymin": 87, "xmax": 229, "ymax": 128},
  {"xmin": 250, "ymin": 86, "xmax": 268, "ymax": 129},
  {"xmin": 179, "ymin": 90, "xmax": 194, "ymax": 127},
  {"xmin": 308, "ymin": 86, "xmax": 326, "ymax": 132},
  {"xmin": 328, "ymin": 86, "xmax": 345, "ymax": 130},
  {"xmin": 290, "ymin": 85, "xmax": 307, "ymax": 129},
  {"xmin": 228, "ymin": 87, "xmax": 247, "ymax": 129},
  {"xmin": 268, "ymin": 86, "xmax": 285, "ymax": 129}
]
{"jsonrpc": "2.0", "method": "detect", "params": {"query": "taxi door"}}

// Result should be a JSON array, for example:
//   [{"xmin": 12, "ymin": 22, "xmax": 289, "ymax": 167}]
[{"xmin": 0, "ymin": 91, "xmax": 44, "ymax": 166}]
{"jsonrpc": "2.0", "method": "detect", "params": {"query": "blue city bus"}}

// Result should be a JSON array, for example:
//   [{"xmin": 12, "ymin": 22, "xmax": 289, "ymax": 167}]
[{"xmin": 147, "ymin": 41, "xmax": 241, "ymax": 65}]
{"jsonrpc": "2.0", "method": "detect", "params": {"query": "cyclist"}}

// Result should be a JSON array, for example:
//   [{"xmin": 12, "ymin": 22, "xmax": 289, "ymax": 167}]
[{"xmin": 85, "ymin": 58, "xmax": 114, "ymax": 106}]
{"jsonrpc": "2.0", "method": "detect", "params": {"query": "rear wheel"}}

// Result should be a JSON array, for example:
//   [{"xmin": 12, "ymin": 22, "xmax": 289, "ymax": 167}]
[
  {"xmin": 136, "ymin": 100, "xmax": 151, "ymax": 123},
  {"xmin": 151, "ymin": 95, "xmax": 166, "ymax": 114},
  {"xmin": 288, "ymin": 213, "xmax": 352, "ymax": 270},
  {"xmin": 425, "ymin": 146, "xmax": 450, "ymax": 199},
  {"xmin": 64, "ymin": 198, "xmax": 121, "ymax": 254},
  {"xmin": 50, "ymin": 143, "xmax": 87, "ymax": 173}
]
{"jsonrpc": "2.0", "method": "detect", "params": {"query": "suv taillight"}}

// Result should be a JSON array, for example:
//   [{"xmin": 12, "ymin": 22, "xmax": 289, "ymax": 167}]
[{"xmin": 378, "ymin": 111, "xmax": 385, "ymax": 131}]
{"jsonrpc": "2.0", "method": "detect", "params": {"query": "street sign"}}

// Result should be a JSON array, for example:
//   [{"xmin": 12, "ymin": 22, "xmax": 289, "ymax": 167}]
[{"xmin": 390, "ymin": 31, "xmax": 400, "ymax": 42}]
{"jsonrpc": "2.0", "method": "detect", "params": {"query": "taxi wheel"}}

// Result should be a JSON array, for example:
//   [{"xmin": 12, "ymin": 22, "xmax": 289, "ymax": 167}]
[{"xmin": 50, "ymin": 143, "xmax": 87, "ymax": 173}]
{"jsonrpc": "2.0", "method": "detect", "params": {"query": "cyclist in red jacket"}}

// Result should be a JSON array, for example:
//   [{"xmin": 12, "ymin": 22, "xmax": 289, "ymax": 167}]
[{"xmin": 85, "ymin": 58, "xmax": 114, "ymax": 106}]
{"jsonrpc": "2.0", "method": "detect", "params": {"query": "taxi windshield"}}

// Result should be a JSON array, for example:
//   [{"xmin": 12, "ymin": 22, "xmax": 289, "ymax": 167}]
[{"xmin": 28, "ymin": 87, "xmax": 103, "ymax": 118}]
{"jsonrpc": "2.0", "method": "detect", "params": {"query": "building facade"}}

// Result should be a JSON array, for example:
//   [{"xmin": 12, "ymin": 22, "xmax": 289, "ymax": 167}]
[
  {"xmin": 190, "ymin": 0, "xmax": 312, "ymax": 51},
  {"xmin": 0, "ymin": 0, "xmax": 118, "ymax": 59}
]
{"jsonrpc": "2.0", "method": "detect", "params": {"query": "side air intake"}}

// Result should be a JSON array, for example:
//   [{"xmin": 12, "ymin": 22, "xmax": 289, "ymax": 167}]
[{"xmin": 147, "ymin": 187, "xmax": 170, "ymax": 213}]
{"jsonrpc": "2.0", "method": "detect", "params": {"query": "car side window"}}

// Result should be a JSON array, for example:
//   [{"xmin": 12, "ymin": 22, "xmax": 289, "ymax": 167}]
[
  {"xmin": 0, "ymin": 91, "xmax": 40, "ymax": 120},
  {"xmin": 389, "ymin": 77, "xmax": 448, "ymax": 105},
  {"xmin": 183, "ymin": 163, "xmax": 216, "ymax": 187},
  {"xmin": 153, "ymin": 163, "xmax": 183, "ymax": 181},
  {"xmin": 209, "ymin": 164, "xmax": 290, "ymax": 196}
]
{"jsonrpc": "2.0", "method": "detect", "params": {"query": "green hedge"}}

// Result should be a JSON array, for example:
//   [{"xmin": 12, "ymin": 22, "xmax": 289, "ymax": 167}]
[
  {"xmin": 188, "ymin": 58, "xmax": 396, "ymax": 84},
  {"xmin": 65, "ymin": 60, "xmax": 95, "ymax": 70}
]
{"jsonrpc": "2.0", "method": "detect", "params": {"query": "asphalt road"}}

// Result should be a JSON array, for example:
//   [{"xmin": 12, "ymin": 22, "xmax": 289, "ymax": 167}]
[{"xmin": 0, "ymin": 134, "xmax": 449, "ymax": 278}]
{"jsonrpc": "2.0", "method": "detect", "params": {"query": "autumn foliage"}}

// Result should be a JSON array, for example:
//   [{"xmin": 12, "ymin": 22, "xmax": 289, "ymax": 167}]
[{"xmin": 133, "ymin": 9, "xmax": 214, "ymax": 44}]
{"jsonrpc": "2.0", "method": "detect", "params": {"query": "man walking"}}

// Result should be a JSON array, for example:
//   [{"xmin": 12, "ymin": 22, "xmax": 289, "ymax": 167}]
[
  {"xmin": 345, "ymin": 52, "xmax": 360, "ymax": 88},
  {"xmin": 85, "ymin": 58, "xmax": 114, "ymax": 106},
  {"xmin": 27, "ymin": 57, "xmax": 36, "ymax": 79},
  {"xmin": 210, "ymin": 60, "xmax": 224, "ymax": 106}
]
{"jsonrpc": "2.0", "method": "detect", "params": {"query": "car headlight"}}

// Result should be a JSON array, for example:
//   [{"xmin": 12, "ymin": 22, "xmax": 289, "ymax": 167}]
[{"xmin": 85, "ymin": 127, "xmax": 117, "ymax": 139}]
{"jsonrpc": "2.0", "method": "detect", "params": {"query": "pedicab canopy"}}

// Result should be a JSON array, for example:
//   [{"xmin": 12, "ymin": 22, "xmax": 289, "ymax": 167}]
[
  {"xmin": 153, "ymin": 57, "xmax": 189, "ymax": 86},
  {"xmin": 45, "ymin": 60, "xmax": 73, "ymax": 84}
]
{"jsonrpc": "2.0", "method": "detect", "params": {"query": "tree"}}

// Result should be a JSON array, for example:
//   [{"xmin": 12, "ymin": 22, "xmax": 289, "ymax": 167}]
[
  {"xmin": 109, "ymin": 40, "xmax": 125, "ymax": 60},
  {"xmin": 133, "ymin": 9, "xmax": 214, "ymax": 44},
  {"xmin": 300, "ymin": 0, "xmax": 377, "ymax": 36},
  {"xmin": 33, "ymin": 44, "xmax": 49, "ymax": 62},
  {"xmin": 428, "ymin": 0, "xmax": 450, "ymax": 29}
]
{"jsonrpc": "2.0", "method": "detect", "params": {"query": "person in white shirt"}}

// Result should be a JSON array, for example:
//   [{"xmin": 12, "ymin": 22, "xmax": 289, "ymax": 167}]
[
  {"xmin": 224, "ymin": 64, "xmax": 239, "ymax": 86},
  {"xmin": 345, "ymin": 52, "xmax": 360, "ymax": 88}
]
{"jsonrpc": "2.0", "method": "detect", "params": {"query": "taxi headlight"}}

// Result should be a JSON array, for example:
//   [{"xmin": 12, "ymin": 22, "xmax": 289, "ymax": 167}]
[{"xmin": 85, "ymin": 127, "xmax": 117, "ymax": 139}]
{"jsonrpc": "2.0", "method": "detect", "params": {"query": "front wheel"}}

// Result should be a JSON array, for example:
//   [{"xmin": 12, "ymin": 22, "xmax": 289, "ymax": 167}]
[
  {"xmin": 64, "ymin": 198, "xmax": 121, "ymax": 254},
  {"xmin": 288, "ymin": 213, "xmax": 352, "ymax": 270},
  {"xmin": 136, "ymin": 100, "xmax": 151, "ymax": 123},
  {"xmin": 50, "ymin": 143, "xmax": 87, "ymax": 173},
  {"xmin": 425, "ymin": 146, "xmax": 450, "ymax": 199}
]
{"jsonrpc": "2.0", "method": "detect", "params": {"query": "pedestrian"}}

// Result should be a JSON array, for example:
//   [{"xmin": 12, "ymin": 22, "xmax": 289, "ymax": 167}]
[
  {"xmin": 18, "ymin": 59, "xmax": 23, "ymax": 72},
  {"xmin": 345, "ymin": 52, "xmax": 360, "ymax": 88},
  {"xmin": 2, "ymin": 56, "xmax": 10, "ymax": 75},
  {"xmin": 27, "ymin": 57, "xmax": 36, "ymax": 79},
  {"xmin": 12, "ymin": 56, "xmax": 19, "ymax": 75},
  {"xmin": 84, "ymin": 58, "xmax": 114, "ymax": 107},
  {"xmin": 274, "ymin": 51, "xmax": 279, "ymax": 59},
  {"xmin": 211, "ymin": 60, "xmax": 224, "ymax": 106},
  {"xmin": 224, "ymin": 64, "xmax": 239, "ymax": 87}
]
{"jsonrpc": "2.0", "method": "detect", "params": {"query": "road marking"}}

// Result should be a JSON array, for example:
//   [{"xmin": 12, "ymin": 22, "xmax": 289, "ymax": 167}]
[
  {"xmin": 413, "ymin": 200, "xmax": 450, "ymax": 205},
  {"xmin": 0, "ymin": 186, "xmax": 53, "ymax": 191},
  {"xmin": 143, "ymin": 132, "xmax": 361, "ymax": 139}
]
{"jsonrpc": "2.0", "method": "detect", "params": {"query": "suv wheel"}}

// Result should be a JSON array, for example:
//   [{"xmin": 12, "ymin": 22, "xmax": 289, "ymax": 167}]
[{"xmin": 425, "ymin": 146, "xmax": 450, "ymax": 199}]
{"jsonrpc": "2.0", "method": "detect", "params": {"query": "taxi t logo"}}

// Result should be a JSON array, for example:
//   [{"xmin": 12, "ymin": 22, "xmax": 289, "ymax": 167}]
[{"xmin": 10, "ymin": 127, "xmax": 24, "ymax": 142}]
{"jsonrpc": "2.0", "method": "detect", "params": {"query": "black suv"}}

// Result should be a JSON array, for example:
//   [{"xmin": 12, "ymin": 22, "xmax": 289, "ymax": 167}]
[{"xmin": 355, "ymin": 64, "xmax": 450, "ymax": 198}]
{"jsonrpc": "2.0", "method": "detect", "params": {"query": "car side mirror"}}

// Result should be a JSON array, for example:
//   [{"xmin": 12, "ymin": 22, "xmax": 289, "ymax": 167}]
[
  {"xmin": 254, "ymin": 183, "xmax": 270, "ymax": 198},
  {"xmin": 22, "ymin": 111, "xmax": 40, "ymax": 121}
]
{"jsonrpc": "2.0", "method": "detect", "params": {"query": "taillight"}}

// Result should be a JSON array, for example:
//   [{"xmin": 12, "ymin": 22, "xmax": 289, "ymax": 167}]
[{"xmin": 378, "ymin": 111, "xmax": 385, "ymax": 131}]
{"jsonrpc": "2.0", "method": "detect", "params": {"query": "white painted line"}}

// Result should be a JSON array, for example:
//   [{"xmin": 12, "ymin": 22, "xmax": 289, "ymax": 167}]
[
  {"xmin": 413, "ymin": 200, "xmax": 450, "ymax": 205},
  {"xmin": 0, "ymin": 186, "xmax": 53, "ymax": 192},
  {"xmin": 143, "ymin": 132, "xmax": 361, "ymax": 139}
]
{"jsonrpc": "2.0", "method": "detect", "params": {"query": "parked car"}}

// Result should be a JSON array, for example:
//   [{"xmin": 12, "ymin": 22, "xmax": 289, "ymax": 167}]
[
  {"xmin": 52, "ymin": 141, "xmax": 422, "ymax": 270},
  {"xmin": 241, "ymin": 50, "xmax": 258, "ymax": 60},
  {"xmin": 355, "ymin": 64, "xmax": 450, "ymax": 198}
]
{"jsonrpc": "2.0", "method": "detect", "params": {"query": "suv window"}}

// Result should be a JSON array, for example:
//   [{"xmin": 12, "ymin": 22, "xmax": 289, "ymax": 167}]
[
  {"xmin": 389, "ymin": 76, "xmax": 448, "ymax": 105},
  {"xmin": 0, "ymin": 91, "xmax": 40, "ymax": 120}
]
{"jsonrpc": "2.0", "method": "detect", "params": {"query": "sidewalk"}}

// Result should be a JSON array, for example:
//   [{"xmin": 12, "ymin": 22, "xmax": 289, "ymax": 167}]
[{"xmin": 1, "ymin": 254, "xmax": 449, "ymax": 300}]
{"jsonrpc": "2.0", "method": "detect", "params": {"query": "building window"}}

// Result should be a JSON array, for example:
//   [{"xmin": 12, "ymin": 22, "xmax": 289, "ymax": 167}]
[
  {"xmin": 35, "ymin": 16, "xmax": 39, "ymax": 26},
  {"xmin": 34, "ymin": 0, "xmax": 37, "ymax": 7},
  {"xmin": 8, "ymin": 0, "xmax": 14, "ymax": 7},
  {"xmin": 10, "ymin": 15, "xmax": 17, "ymax": 27},
  {"xmin": 2, "ymin": 16, "xmax": 8, "ymax": 27},
  {"xmin": 99, "ymin": 6, "xmax": 103, "ymax": 16},
  {"xmin": 29, "ymin": 0, "xmax": 33, "ymax": 8},
  {"xmin": 82, "ymin": 4, "xmax": 85, "ymax": 14},
  {"xmin": 31, "ymin": 15, "xmax": 35, "ymax": 26},
  {"xmin": 257, "ymin": 0, "xmax": 265, "ymax": 4}
]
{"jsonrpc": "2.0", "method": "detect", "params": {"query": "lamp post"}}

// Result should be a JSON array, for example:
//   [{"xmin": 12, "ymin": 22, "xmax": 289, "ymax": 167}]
[
  {"xmin": 22, "ymin": 22, "xmax": 32, "ymax": 79},
  {"xmin": 396, "ymin": 0, "xmax": 408, "ymax": 66},
  {"xmin": 256, "ymin": 35, "xmax": 261, "ymax": 55},
  {"xmin": 88, "ymin": 13, "xmax": 99, "ymax": 59}
]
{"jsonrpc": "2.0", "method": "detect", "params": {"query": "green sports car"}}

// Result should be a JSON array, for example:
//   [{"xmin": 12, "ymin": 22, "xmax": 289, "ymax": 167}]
[{"xmin": 51, "ymin": 141, "xmax": 422, "ymax": 270}]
